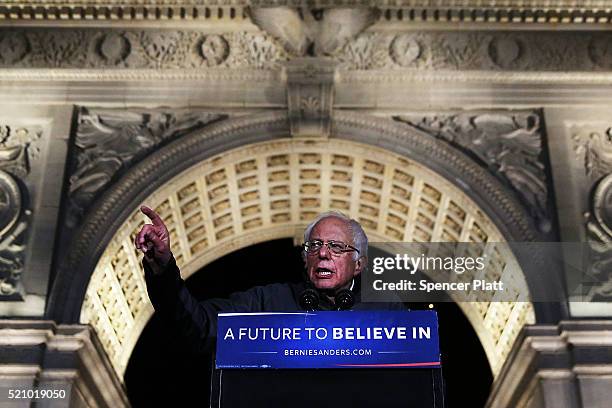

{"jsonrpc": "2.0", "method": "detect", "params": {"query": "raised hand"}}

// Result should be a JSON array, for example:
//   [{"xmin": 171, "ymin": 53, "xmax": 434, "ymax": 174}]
[{"xmin": 135, "ymin": 205, "xmax": 172, "ymax": 268}]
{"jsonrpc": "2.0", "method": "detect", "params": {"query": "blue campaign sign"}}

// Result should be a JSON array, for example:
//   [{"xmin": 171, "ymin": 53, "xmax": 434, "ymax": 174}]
[{"xmin": 216, "ymin": 311, "xmax": 440, "ymax": 369}]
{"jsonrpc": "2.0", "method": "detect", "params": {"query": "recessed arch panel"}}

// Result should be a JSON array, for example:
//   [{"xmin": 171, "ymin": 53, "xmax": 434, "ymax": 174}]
[
  {"xmin": 48, "ymin": 112, "xmax": 550, "ymax": 380},
  {"xmin": 80, "ymin": 138, "xmax": 534, "ymax": 377}
]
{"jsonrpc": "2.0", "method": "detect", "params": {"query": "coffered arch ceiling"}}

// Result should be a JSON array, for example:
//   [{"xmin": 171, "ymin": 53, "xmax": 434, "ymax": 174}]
[{"xmin": 49, "ymin": 112, "xmax": 543, "ymax": 380}]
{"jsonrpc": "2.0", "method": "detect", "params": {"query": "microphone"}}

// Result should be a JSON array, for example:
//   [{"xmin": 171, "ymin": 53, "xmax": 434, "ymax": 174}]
[
  {"xmin": 299, "ymin": 287, "xmax": 320, "ymax": 311},
  {"xmin": 334, "ymin": 289, "xmax": 355, "ymax": 310}
]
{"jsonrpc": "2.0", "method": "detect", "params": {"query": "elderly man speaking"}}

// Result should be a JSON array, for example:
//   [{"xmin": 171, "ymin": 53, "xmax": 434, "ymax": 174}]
[{"xmin": 135, "ymin": 206, "xmax": 403, "ymax": 352}]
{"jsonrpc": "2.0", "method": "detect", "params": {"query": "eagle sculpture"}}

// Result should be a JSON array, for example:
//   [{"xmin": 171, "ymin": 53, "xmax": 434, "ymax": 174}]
[{"xmin": 249, "ymin": 7, "xmax": 380, "ymax": 56}]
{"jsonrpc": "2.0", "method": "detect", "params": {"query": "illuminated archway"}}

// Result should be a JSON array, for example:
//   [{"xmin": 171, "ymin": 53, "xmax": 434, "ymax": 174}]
[{"xmin": 49, "ymin": 112, "xmax": 547, "ymax": 380}]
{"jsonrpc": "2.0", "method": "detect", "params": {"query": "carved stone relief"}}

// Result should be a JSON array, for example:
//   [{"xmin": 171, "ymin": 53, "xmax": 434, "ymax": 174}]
[
  {"xmin": 226, "ymin": 32, "xmax": 288, "ymax": 69},
  {"xmin": 249, "ymin": 7, "xmax": 379, "ymax": 56},
  {"xmin": 0, "ymin": 125, "xmax": 42, "ymax": 298},
  {"xmin": 2, "ymin": 28, "xmax": 612, "ymax": 73},
  {"xmin": 593, "ymin": 175, "xmax": 612, "ymax": 239},
  {"xmin": 0, "ymin": 29, "xmax": 288, "ymax": 70},
  {"xmin": 67, "ymin": 108, "xmax": 227, "ymax": 229},
  {"xmin": 572, "ymin": 128, "xmax": 612, "ymax": 182},
  {"xmin": 587, "ymin": 35, "xmax": 612, "ymax": 69},
  {"xmin": 286, "ymin": 58, "xmax": 336, "ymax": 137},
  {"xmin": 336, "ymin": 31, "xmax": 612, "ymax": 72},
  {"xmin": 0, "ymin": 31, "xmax": 29, "ymax": 65},
  {"xmin": 487, "ymin": 36, "xmax": 524, "ymax": 69},
  {"xmin": 393, "ymin": 111, "xmax": 553, "ymax": 235},
  {"xmin": 341, "ymin": 32, "xmax": 389, "ymax": 70},
  {"xmin": 572, "ymin": 127, "xmax": 612, "ymax": 301},
  {"xmin": 584, "ymin": 175, "xmax": 612, "ymax": 301}
]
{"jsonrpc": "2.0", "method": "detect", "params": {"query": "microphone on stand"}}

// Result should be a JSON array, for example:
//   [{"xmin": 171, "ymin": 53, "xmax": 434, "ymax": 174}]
[
  {"xmin": 334, "ymin": 288, "xmax": 355, "ymax": 310},
  {"xmin": 299, "ymin": 285, "xmax": 320, "ymax": 311}
]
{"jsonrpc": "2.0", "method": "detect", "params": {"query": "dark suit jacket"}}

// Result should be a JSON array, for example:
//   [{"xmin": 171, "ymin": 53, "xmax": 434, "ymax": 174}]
[{"xmin": 144, "ymin": 257, "xmax": 405, "ymax": 354}]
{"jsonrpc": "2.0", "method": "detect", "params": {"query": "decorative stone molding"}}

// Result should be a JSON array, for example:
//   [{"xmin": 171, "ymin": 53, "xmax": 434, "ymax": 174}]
[
  {"xmin": 0, "ymin": 320, "xmax": 129, "ymax": 406},
  {"xmin": 0, "ymin": 124, "xmax": 42, "ymax": 300},
  {"xmin": 393, "ymin": 110, "xmax": 553, "ymax": 235},
  {"xmin": 2, "ymin": 1, "xmax": 612, "ymax": 25},
  {"xmin": 66, "ymin": 107, "xmax": 226, "ymax": 229},
  {"xmin": 487, "ymin": 321, "xmax": 612, "ymax": 408},
  {"xmin": 0, "ymin": 29, "xmax": 288, "ymax": 70},
  {"xmin": 0, "ymin": 3, "xmax": 250, "ymax": 24},
  {"xmin": 336, "ymin": 31, "xmax": 612, "ymax": 72},
  {"xmin": 1, "ymin": 28, "xmax": 612, "ymax": 75},
  {"xmin": 285, "ymin": 58, "xmax": 336, "ymax": 137}
]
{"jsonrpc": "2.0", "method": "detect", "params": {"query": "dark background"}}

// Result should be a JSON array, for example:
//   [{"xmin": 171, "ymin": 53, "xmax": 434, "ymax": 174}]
[{"xmin": 125, "ymin": 239, "xmax": 492, "ymax": 407}]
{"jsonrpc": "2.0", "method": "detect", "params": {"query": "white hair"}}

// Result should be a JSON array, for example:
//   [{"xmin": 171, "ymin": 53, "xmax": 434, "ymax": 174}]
[{"xmin": 302, "ymin": 211, "xmax": 368, "ymax": 260}]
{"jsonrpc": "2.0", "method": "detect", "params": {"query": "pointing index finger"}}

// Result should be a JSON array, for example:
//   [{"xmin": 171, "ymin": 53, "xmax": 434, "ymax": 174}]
[{"xmin": 141, "ymin": 205, "xmax": 165, "ymax": 227}]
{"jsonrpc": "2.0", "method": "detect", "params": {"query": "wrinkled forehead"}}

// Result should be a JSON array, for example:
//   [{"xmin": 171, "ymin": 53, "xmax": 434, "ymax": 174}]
[{"xmin": 308, "ymin": 217, "xmax": 353, "ymax": 243}]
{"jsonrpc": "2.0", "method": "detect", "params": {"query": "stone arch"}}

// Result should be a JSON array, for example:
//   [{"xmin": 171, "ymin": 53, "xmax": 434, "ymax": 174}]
[{"xmin": 47, "ymin": 111, "xmax": 561, "ymax": 380}]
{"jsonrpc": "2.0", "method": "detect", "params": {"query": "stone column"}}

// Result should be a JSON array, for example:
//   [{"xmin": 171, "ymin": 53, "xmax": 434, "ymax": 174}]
[
  {"xmin": 487, "ymin": 321, "xmax": 612, "ymax": 408},
  {"xmin": 0, "ymin": 321, "xmax": 129, "ymax": 408}
]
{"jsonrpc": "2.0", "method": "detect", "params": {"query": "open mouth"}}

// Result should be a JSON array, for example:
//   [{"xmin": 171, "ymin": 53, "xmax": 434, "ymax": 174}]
[{"xmin": 315, "ymin": 267, "xmax": 334, "ymax": 278}]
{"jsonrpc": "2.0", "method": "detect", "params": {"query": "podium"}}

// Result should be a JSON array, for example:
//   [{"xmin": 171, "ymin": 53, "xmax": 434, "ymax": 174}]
[
  {"xmin": 210, "ymin": 367, "xmax": 445, "ymax": 407},
  {"xmin": 211, "ymin": 311, "xmax": 445, "ymax": 407}
]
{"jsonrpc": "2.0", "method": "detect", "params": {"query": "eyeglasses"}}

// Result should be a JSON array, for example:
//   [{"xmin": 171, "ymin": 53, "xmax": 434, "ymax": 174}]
[{"xmin": 303, "ymin": 240, "xmax": 360, "ymax": 256}]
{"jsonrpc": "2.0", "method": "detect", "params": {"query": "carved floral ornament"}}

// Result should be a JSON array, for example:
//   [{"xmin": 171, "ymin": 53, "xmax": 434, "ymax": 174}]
[
  {"xmin": 571, "ymin": 127, "xmax": 612, "ymax": 181},
  {"xmin": 0, "ymin": 125, "xmax": 41, "ymax": 298},
  {"xmin": 568, "ymin": 124, "xmax": 612, "ymax": 301},
  {"xmin": 585, "ymin": 174, "xmax": 612, "ymax": 301},
  {"xmin": 338, "ymin": 31, "xmax": 611, "ymax": 71},
  {"xmin": 0, "ymin": 29, "xmax": 288, "ymax": 69},
  {"xmin": 1, "ymin": 26, "xmax": 612, "ymax": 74},
  {"xmin": 393, "ymin": 111, "xmax": 553, "ymax": 236},
  {"xmin": 66, "ymin": 108, "xmax": 226, "ymax": 229},
  {"xmin": 593, "ymin": 174, "xmax": 612, "ymax": 240},
  {"xmin": 580, "ymin": 130, "xmax": 612, "ymax": 245}
]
